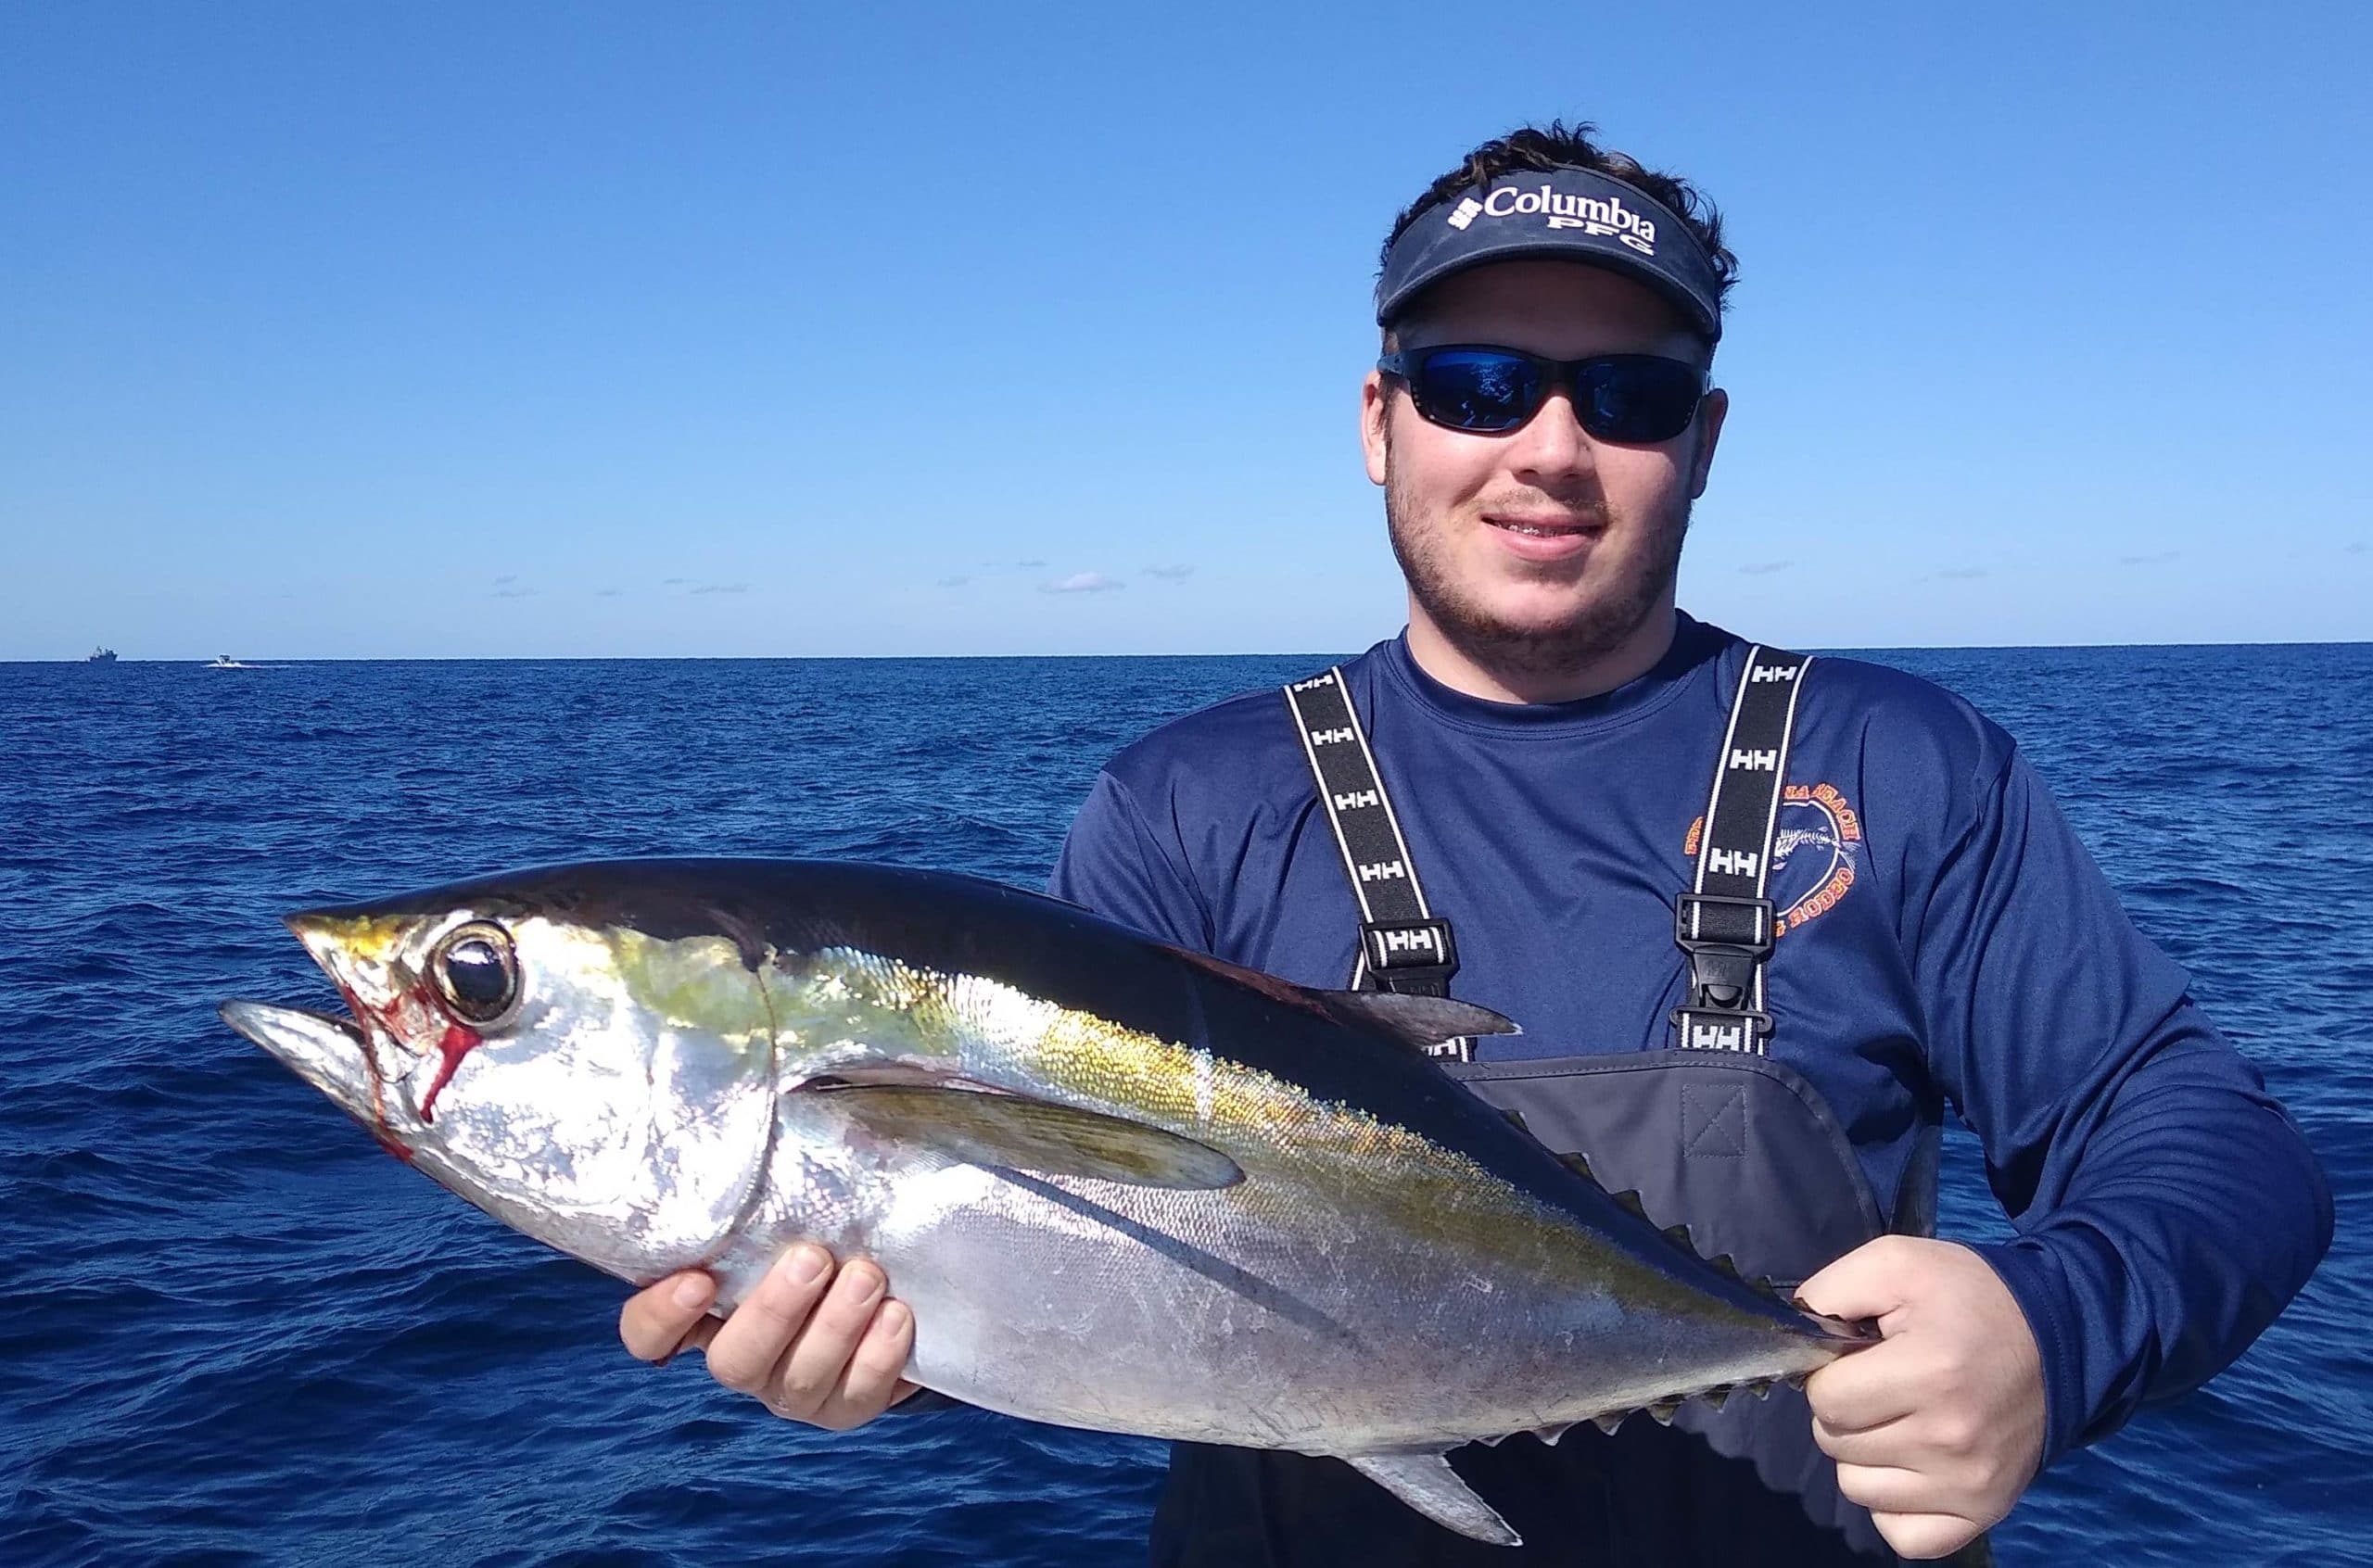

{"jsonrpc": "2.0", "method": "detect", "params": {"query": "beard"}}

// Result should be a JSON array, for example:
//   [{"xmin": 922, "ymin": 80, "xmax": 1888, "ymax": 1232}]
[{"xmin": 1383, "ymin": 439, "xmax": 1691, "ymax": 683}]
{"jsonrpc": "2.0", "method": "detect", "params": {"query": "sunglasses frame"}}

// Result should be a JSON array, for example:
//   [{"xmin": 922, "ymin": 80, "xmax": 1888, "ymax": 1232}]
[{"xmin": 1375, "ymin": 345, "xmax": 1710, "ymax": 443}]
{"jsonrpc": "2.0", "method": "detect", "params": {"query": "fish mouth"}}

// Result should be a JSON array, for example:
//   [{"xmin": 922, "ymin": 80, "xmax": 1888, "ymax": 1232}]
[{"xmin": 221, "ymin": 999, "xmax": 379, "ymax": 1127}]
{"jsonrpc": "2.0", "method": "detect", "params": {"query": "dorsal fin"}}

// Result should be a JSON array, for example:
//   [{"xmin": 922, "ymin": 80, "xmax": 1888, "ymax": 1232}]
[{"xmin": 1307, "ymin": 989, "xmax": 1520, "ymax": 1052}]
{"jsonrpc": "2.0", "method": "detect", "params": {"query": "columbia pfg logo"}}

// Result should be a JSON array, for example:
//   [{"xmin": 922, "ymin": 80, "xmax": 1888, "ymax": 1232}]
[{"xmin": 1444, "ymin": 184, "xmax": 1658, "ymax": 255}]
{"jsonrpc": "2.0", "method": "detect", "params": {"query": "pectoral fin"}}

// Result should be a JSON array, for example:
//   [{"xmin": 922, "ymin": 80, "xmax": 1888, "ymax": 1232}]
[
  {"xmin": 1341, "ymin": 1452, "xmax": 1520, "ymax": 1547},
  {"xmin": 817, "ymin": 1083, "xmax": 1243, "ymax": 1189}
]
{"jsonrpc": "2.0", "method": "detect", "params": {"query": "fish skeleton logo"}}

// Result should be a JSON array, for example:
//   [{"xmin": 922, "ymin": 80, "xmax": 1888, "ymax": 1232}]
[
  {"xmin": 1682, "ymin": 783, "xmax": 1863, "ymax": 935},
  {"xmin": 1443, "ymin": 184, "xmax": 1659, "ymax": 254}
]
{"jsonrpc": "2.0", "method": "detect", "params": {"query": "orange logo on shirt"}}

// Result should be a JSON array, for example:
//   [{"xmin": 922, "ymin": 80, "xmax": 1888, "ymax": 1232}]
[{"xmin": 1681, "ymin": 782, "xmax": 1863, "ymax": 936}]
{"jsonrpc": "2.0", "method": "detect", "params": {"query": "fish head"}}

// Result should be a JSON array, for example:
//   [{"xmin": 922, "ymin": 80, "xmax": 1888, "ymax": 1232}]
[{"xmin": 222, "ymin": 872, "xmax": 781, "ymax": 1284}]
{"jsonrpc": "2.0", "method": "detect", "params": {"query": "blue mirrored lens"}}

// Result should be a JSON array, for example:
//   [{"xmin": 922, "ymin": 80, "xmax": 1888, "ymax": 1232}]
[
  {"xmin": 1413, "ymin": 350, "xmax": 1543, "ymax": 432},
  {"xmin": 1575, "ymin": 357, "xmax": 1703, "ymax": 443}
]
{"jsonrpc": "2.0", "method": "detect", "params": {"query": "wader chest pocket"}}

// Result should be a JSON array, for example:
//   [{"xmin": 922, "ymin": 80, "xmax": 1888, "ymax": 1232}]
[{"xmin": 1445, "ymin": 1049, "xmax": 1885, "ymax": 1292}]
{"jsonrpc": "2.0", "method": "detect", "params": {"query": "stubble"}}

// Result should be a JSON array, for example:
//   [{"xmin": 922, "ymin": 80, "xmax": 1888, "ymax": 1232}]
[{"xmin": 1382, "ymin": 429, "xmax": 1692, "ymax": 683}]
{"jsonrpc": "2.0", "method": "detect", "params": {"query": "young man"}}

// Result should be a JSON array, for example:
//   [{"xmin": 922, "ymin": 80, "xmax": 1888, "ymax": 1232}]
[{"xmin": 620, "ymin": 125, "xmax": 2331, "ymax": 1563}]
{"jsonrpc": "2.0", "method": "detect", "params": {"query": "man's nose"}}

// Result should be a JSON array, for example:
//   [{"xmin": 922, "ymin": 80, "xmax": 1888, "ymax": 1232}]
[{"xmin": 1507, "ymin": 388, "xmax": 1597, "ymax": 484}]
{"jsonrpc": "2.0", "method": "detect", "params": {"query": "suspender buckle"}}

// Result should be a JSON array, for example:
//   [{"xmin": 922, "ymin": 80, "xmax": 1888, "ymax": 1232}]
[
  {"xmin": 1360, "ymin": 917, "xmax": 1460, "ymax": 990},
  {"xmin": 1674, "ymin": 892, "xmax": 1775, "ymax": 953},
  {"xmin": 1673, "ymin": 892, "xmax": 1774, "ymax": 1010}
]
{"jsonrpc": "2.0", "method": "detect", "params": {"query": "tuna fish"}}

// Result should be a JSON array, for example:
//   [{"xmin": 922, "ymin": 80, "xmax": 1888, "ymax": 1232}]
[{"xmin": 220, "ymin": 858, "xmax": 1870, "ymax": 1545}]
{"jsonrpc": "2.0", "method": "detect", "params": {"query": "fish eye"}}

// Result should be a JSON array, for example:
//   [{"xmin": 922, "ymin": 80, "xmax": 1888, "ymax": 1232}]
[{"xmin": 431, "ymin": 923, "xmax": 520, "ymax": 1026}]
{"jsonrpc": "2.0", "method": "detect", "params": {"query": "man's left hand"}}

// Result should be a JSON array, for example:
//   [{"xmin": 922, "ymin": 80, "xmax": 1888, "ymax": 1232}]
[{"xmin": 1796, "ymin": 1235, "xmax": 2046, "ymax": 1561}]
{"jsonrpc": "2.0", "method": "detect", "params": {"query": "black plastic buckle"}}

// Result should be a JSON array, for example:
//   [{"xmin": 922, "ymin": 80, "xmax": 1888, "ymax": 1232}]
[
  {"xmin": 1673, "ymin": 892, "xmax": 1773, "ymax": 1011},
  {"xmin": 1360, "ymin": 917, "xmax": 1459, "ymax": 987},
  {"xmin": 1673, "ymin": 892, "xmax": 1775, "ymax": 952}
]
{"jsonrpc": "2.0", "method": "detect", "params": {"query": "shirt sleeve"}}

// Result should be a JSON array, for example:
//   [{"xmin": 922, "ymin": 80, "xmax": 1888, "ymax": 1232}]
[
  {"xmin": 1911, "ymin": 749, "xmax": 2333, "ymax": 1464},
  {"xmin": 1047, "ymin": 767, "xmax": 1214, "ymax": 952}
]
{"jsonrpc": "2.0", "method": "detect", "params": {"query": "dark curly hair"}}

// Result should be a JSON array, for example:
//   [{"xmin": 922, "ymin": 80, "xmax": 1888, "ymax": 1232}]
[{"xmin": 1380, "ymin": 120, "xmax": 1737, "ymax": 339}]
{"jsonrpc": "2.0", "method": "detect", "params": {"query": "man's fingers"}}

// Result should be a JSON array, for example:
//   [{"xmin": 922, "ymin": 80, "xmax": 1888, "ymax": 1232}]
[
  {"xmin": 619, "ymin": 1271, "xmax": 717, "ymax": 1362},
  {"xmin": 812, "ymin": 1297, "xmax": 917, "ymax": 1429},
  {"xmin": 1796, "ymin": 1234, "xmax": 1921, "ymax": 1323},
  {"xmin": 1804, "ymin": 1339, "xmax": 1921, "ymax": 1434},
  {"xmin": 1869, "ymin": 1511, "xmax": 1986, "ymax": 1562},
  {"xmin": 1810, "ymin": 1410, "xmax": 1912, "ymax": 1465},
  {"xmin": 704, "ymin": 1245, "xmax": 834, "ymax": 1393},
  {"xmin": 772, "ymin": 1260, "xmax": 890, "ymax": 1418},
  {"xmin": 1834, "ymin": 1461, "xmax": 1952, "ymax": 1516}
]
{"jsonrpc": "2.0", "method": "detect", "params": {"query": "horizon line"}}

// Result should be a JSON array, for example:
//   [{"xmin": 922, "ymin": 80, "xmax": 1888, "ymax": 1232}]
[{"xmin": 15, "ymin": 635, "xmax": 2371, "ymax": 665}]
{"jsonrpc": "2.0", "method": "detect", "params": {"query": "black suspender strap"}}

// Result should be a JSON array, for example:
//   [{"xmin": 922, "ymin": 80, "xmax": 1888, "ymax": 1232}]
[
  {"xmin": 1282, "ymin": 669, "xmax": 1467, "ymax": 1058},
  {"xmin": 1672, "ymin": 645, "xmax": 1812, "ymax": 1054}
]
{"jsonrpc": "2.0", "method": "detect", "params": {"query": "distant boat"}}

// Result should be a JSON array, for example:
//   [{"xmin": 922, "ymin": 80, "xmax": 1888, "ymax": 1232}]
[
  {"xmin": 85, "ymin": 647, "xmax": 118, "ymax": 664},
  {"xmin": 204, "ymin": 655, "xmax": 260, "ymax": 670}
]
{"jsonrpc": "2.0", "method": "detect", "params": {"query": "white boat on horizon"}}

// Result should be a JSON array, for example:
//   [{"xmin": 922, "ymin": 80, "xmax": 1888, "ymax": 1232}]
[{"xmin": 204, "ymin": 655, "xmax": 262, "ymax": 669}]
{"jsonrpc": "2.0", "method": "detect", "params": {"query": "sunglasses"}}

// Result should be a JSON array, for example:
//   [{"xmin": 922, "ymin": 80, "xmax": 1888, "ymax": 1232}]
[{"xmin": 1376, "ymin": 346, "xmax": 1708, "ymax": 442}]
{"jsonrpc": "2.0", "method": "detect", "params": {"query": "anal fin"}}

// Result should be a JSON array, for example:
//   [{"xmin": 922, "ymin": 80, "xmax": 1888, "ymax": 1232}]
[{"xmin": 1341, "ymin": 1452, "xmax": 1520, "ymax": 1547}]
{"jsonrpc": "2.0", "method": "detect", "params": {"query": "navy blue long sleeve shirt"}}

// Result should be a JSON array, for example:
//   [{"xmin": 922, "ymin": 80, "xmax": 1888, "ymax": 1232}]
[{"xmin": 1047, "ymin": 615, "xmax": 2329, "ymax": 1469}]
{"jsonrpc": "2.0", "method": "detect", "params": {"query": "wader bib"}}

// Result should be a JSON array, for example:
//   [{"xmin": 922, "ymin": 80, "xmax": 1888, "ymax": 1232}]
[{"xmin": 1146, "ymin": 651, "xmax": 1941, "ymax": 1568}]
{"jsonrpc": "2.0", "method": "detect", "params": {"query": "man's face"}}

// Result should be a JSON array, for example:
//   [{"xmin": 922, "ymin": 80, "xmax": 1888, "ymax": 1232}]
[{"xmin": 1362, "ymin": 260, "xmax": 1728, "ymax": 679}]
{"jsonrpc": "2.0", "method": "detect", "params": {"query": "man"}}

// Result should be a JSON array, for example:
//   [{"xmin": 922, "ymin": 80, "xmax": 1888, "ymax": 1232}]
[{"xmin": 619, "ymin": 124, "xmax": 2330, "ymax": 1562}]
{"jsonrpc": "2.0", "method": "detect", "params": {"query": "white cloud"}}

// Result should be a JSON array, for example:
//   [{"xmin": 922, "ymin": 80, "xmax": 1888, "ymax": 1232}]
[
  {"xmin": 1042, "ymin": 571, "xmax": 1125, "ymax": 594},
  {"xmin": 1737, "ymin": 561, "xmax": 1793, "ymax": 576}
]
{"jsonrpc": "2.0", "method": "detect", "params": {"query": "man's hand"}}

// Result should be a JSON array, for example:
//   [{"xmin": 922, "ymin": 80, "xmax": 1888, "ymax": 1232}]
[
  {"xmin": 1796, "ymin": 1236, "xmax": 2046, "ymax": 1561},
  {"xmin": 619, "ymin": 1244, "xmax": 921, "ymax": 1430}
]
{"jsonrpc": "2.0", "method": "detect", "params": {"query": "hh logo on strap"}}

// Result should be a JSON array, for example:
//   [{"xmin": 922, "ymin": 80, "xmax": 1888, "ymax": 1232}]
[
  {"xmin": 1683, "ymin": 782, "xmax": 1865, "ymax": 937},
  {"xmin": 1688, "ymin": 1020, "xmax": 1750, "ymax": 1052}
]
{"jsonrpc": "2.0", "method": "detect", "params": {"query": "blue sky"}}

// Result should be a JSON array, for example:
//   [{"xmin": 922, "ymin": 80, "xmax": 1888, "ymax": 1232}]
[{"xmin": 4, "ymin": 3, "xmax": 2366, "ymax": 659}]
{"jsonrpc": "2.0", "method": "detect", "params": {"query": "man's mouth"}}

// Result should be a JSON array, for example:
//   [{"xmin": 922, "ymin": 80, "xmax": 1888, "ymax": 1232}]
[{"xmin": 1485, "ymin": 515, "xmax": 1601, "ymax": 537}]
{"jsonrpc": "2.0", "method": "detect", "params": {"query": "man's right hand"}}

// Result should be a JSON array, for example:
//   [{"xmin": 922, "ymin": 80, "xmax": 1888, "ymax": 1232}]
[{"xmin": 619, "ymin": 1244, "xmax": 922, "ymax": 1430}]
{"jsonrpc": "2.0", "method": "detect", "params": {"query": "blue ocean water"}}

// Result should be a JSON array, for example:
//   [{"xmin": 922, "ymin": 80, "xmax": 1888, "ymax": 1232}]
[{"xmin": 1, "ymin": 645, "xmax": 2365, "ymax": 1567}]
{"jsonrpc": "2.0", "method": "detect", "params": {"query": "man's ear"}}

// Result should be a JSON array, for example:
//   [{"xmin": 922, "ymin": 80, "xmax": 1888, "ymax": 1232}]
[
  {"xmin": 1687, "ymin": 386, "xmax": 1729, "ymax": 499},
  {"xmin": 1362, "ymin": 371, "xmax": 1391, "ymax": 487}
]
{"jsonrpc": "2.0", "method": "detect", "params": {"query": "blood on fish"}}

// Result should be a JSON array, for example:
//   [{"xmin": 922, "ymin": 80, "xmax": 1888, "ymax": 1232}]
[{"xmin": 418, "ymin": 1021, "xmax": 482, "ymax": 1123}]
